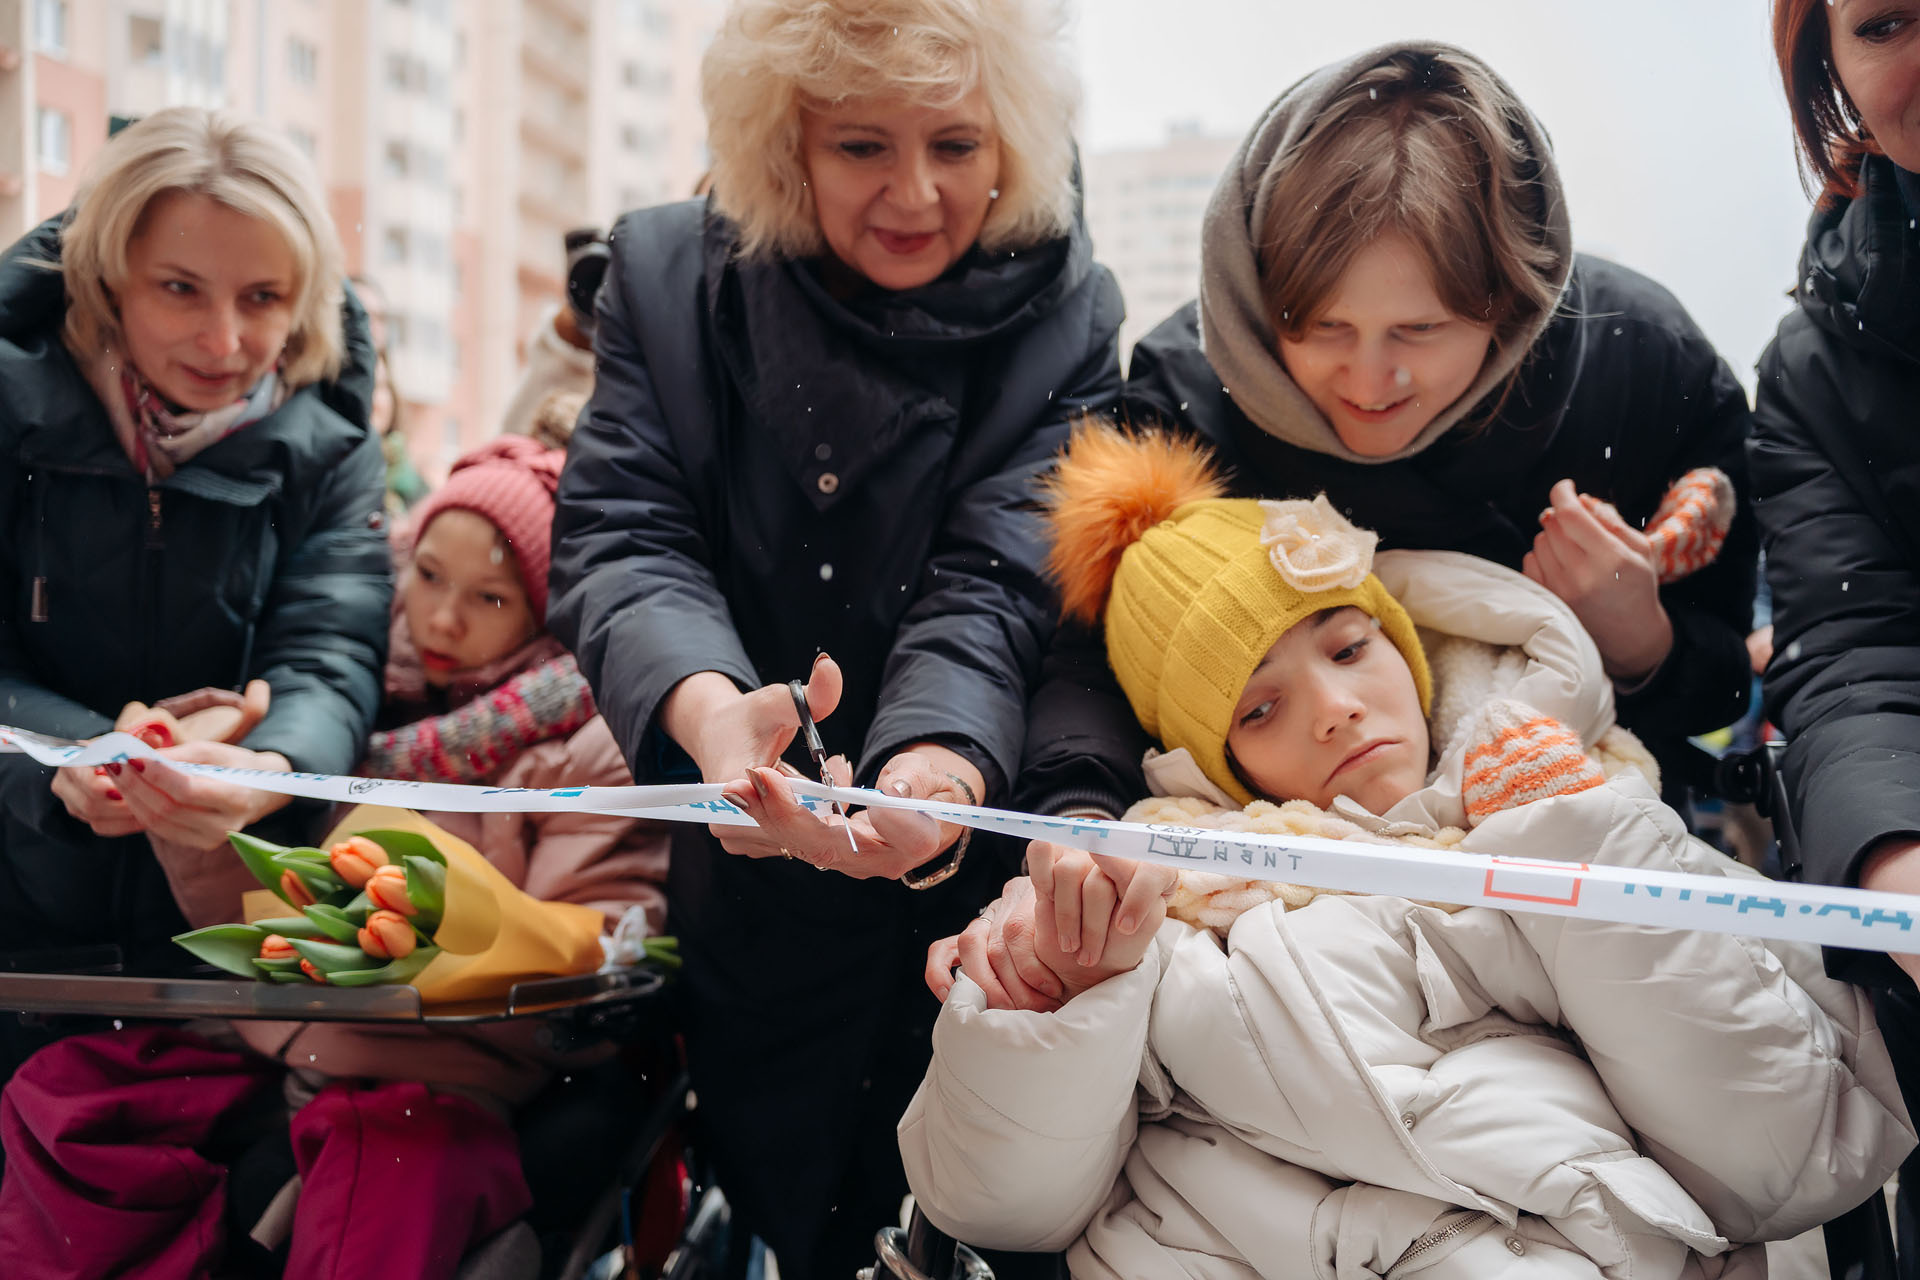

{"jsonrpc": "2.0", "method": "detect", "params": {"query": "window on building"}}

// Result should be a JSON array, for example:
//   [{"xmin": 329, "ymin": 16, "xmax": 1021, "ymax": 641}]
[
  {"xmin": 36, "ymin": 108, "xmax": 70, "ymax": 177},
  {"xmin": 622, "ymin": 61, "xmax": 641, "ymax": 88},
  {"xmin": 383, "ymin": 227, "xmax": 409, "ymax": 265},
  {"xmin": 287, "ymin": 127, "xmax": 317, "ymax": 159},
  {"xmin": 127, "ymin": 14, "xmax": 163, "ymax": 65},
  {"xmin": 288, "ymin": 37, "xmax": 318, "ymax": 85},
  {"xmin": 621, "ymin": 125, "xmax": 641, "ymax": 152},
  {"xmin": 33, "ymin": 0, "xmax": 66, "ymax": 56},
  {"xmin": 385, "ymin": 141, "xmax": 409, "ymax": 178},
  {"xmin": 618, "ymin": 0, "xmax": 670, "ymax": 36}
]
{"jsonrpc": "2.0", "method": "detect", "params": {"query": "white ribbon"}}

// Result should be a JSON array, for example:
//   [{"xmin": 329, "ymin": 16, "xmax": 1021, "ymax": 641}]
[{"xmin": 5, "ymin": 725, "xmax": 1913, "ymax": 954}]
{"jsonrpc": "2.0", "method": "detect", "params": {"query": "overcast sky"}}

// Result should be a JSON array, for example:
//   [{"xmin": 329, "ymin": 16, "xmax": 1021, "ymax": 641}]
[{"xmin": 1072, "ymin": 1, "xmax": 1808, "ymax": 389}]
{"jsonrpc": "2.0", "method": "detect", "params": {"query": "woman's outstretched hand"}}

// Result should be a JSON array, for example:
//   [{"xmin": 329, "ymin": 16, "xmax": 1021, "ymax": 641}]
[
  {"xmin": 51, "ymin": 761, "xmax": 145, "ymax": 839},
  {"xmin": 926, "ymin": 847, "xmax": 1174, "ymax": 1010},
  {"xmin": 1026, "ymin": 842, "xmax": 1173, "ymax": 998},
  {"xmin": 1523, "ymin": 478, "xmax": 1674, "ymax": 682},
  {"xmin": 663, "ymin": 654, "xmax": 984, "ymax": 877},
  {"xmin": 109, "ymin": 742, "xmax": 293, "ymax": 851},
  {"xmin": 926, "ymin": 877, "xmax": 1065, "ymax": 1011},
  {"xmin": 113, "ymin": 680, "xmax": 272, "ymax": 749},
  {"xmin": 722, "ymin": 744, "xmax": 982, "ymax": 880}
]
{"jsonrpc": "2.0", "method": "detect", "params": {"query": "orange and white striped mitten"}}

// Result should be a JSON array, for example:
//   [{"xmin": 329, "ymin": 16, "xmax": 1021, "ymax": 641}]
[
  {"xmin": 1462, "ymin": 699, "xmax": 1606, "ymax": 826},
  {"xmin": 1645, "ymin": 467, "xmax": 1734, "ymax": 584}
]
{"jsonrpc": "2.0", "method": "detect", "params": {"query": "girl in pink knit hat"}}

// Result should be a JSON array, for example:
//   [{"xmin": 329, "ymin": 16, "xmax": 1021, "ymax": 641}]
[{"xmin": 0, "ymin": 437, "xmax": 669, "ymax": 1280}]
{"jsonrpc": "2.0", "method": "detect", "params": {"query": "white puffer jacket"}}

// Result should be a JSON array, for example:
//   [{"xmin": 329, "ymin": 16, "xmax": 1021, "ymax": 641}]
[{"xmin": 901, "ymin": 551, "xmax": 1913, "ymax": 1280}]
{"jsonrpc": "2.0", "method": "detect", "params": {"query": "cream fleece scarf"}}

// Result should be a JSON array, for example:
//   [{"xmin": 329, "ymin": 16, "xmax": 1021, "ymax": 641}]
[{"xmin": 1197, "ymin": 40, "xmax": 1575, "ymax": 466}]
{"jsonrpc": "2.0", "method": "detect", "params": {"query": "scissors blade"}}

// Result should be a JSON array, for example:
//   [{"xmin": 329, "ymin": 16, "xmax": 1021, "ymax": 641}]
[{"xmin": 789, "ymin": 680, "xmax": 859, "ymax": 856}]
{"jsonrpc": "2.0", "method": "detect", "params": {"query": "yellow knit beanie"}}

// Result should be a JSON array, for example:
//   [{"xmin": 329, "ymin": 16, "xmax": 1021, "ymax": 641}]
[{"xmin": 1044, "ymin": 421, "xmax": 1431, "ymax": 806}]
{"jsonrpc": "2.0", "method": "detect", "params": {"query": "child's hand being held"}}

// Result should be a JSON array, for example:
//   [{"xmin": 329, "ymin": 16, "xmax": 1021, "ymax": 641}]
[{"xmin": 1027, "ymin": 841, "xmax": 1174, "ymax": 998}]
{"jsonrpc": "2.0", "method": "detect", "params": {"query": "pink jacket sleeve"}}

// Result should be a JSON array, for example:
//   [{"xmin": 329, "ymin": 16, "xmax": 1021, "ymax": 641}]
[{"xmin": 474, "ymin": 715, "xmax": 670, "ymax": 933}]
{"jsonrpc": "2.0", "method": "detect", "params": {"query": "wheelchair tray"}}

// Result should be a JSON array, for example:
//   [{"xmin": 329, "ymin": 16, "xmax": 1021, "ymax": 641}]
[{"xmin": 0, "ymin": 964, "xmax": 668, "ymax": 1025}]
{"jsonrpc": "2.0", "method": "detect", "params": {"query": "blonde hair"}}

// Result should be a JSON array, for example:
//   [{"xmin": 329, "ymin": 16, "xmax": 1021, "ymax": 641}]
[
  {"xmin": 61, "ymin": 106, "xmax": 346, "ymax": 388},
  {"xmin": 701, "ymin": 0, "xmax": 1079, "ymax": 261},
  {"xmin": 1258, "ymin": 49, "xmax": 1562, "ymax": 366}
]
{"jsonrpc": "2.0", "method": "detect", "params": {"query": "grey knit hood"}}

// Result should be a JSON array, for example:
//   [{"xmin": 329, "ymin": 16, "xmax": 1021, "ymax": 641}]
[{"xmin": 1198, "ymin": 41, "xmax": 1575, "ymax": 465}]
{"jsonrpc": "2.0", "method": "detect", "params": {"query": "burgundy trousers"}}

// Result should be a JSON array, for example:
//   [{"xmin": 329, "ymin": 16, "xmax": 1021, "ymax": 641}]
[{"xmin": 0, "ymin": 1027, "xmax": 531, "ymax": 1280}]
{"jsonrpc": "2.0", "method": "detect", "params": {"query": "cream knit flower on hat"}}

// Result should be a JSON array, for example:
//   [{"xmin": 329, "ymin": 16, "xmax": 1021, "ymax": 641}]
[{"xmin": 1258, "ymin": 495, "xmax": 1378, "ymax": 593}]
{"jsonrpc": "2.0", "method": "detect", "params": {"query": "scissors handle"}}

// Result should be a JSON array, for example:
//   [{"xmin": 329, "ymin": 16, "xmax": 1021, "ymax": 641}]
[
  {"xmin": 787, "ymin": 680, "xmax": 828, "ymax": 771},
  {"xmin": 789, "ymin": 678, "xmax": 861, "ymax": 855}
]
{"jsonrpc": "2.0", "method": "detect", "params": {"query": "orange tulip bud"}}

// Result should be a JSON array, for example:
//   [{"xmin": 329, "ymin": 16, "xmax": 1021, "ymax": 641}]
[
  {"xmin": 260, "ymin": 934, "xmax": 297, "ymax": 961},
  {"xmin": 328, "ymin": 835, "xmax": 390, "ymax": 888},
  {"xmin": 279, "ymin": 868, "xmax": 318, "ymax": 907},
  {"xmin": 299, "ymin": 958, "xmax": 328, "ymax": 984},
  {"xmin": 356, "ymin": 909, "xmax": 417, "ymax": 960},
  {"xmin": 365, "ymin": 863, "xmax": 418, "ymax": 916}
]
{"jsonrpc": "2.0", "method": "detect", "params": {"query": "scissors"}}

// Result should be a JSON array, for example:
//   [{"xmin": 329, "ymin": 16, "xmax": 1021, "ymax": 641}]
[{"xmin": 788, "ymin": 679, "xmax": 859, "ymax": 856}]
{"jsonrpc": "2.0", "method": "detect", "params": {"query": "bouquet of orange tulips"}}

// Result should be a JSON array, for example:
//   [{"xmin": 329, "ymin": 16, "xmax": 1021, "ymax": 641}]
[
  {"xmin": 172, "ymin": 805, "xmax": 673, "ymax": 999},
  {"xmin": 174, "ymin": 825, "xmax": 455, "ymax": 987}
]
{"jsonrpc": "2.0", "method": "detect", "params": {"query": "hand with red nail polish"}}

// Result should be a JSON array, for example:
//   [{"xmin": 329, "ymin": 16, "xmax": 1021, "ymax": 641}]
[
  {"xmin": 51, "ymin": 759, "xmax": 142, "ymax": 839},
  {"xmin": 111, "ymin": 741, "xmax": 295, "ymax": 851}
]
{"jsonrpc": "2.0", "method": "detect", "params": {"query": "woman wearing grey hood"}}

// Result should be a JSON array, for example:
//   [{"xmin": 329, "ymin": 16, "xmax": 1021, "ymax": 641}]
[{"xmin": 1020, "ymin": 42, "xmax": 1755, "ymax": 823}]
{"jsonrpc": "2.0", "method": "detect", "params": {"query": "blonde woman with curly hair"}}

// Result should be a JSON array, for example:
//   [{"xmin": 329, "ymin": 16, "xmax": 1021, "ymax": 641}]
[
  {"xmin": 0, "ymin": 107, "xmax": 389, "ymax": 1070},
  {"xmin": 548, "ymin": 1, "xmax": 1121, "ymax": 1273}
]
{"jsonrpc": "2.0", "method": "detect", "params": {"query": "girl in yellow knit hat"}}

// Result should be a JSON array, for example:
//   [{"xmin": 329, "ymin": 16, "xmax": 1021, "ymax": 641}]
[{"xmin": 896, "ymin": 421, "xmax": 1910, "ymax": 1280}]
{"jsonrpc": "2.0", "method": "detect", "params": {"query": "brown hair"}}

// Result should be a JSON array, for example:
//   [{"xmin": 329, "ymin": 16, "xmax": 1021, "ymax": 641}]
[
  {"xmin": 1772, "ymin": 0, "xmax": 1872, "ymax": 201},
  {"xmin": 1257, "ymin": 49, "xmax": 1561, "ymax": 360}
]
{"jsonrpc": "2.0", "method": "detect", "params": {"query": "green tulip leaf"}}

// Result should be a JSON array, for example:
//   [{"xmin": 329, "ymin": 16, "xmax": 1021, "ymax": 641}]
[
  {"xmin": 641, "ymin": 936, "xmax": 682, "ymax": 969},
  {"xmin": 353, "ymin": 829, "xmax": 446, "ymax": 869},
  {"xmin": 270, "ymin": 852, "xmax": 344, "ymax": 890},
  {"xmin": 227, "ymin": 831, "xmax": 294, "ymax": 894},
  {"xmin": 301, "ymin": 904, "xmax": 363, "ymax": 944},
  {"xmin": 251, "ymin": 955, "xmax": 304, "ymax": 974},
  {"xmin": 287, "ymin": 937, "xmax": 376, "ymax": 974},
  {"xmin": 403, "ymin": 856, "xmax": 446, "ymax": 931},
  {"xmin": 321, "ymin": 945, "xmax": 440, "ymax": 988},
  {"xmin": 266, "ymin": 970, "xmax": 311, "ymax": 983},
  {"xmin": 250, "ymin": 915, "xmax": 329, "ymax": 940},
  {"xmin": 172, "ymin": 924, "xmax": 271, "ymax": 978}
]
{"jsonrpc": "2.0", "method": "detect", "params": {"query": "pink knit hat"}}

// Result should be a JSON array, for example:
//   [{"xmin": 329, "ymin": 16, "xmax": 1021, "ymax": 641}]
[{"xmin": 409, "ymin": 436, "xmax": 566, "ymax": 622}]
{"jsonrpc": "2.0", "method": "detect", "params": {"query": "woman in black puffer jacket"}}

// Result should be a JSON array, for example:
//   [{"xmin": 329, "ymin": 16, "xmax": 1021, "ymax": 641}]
[
  {"xmin": 0, "ymin": 109, "xmax": 390, "ymax": 1064},
  {"xmin": 1752, "ymin": 0, "xmax": 1920, "ymax": 1268},
  {"xmin": 546, "ymin": 3, "xmax": 1121, "ymax": 1276}
]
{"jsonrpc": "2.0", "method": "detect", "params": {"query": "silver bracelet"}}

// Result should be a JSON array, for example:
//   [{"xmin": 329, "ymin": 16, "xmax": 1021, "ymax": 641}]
[{"xmin": 902, "ymin": 770, "xmax": 975, "ymax": 890}]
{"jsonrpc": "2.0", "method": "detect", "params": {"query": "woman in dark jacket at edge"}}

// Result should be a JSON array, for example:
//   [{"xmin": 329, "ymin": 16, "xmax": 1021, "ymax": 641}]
[
  {"xmin": 0, "ymin": 109, "xmax": 390, "ymax": 1072},
  {"xmin": 1022, "ymin": 42, "xmax": 1756, "ymax": 827},
  {"xmin": 1754, "ymin": 0, "xmax": 1920, "ymax": 1266},
  {"xmin": 545, "ymin": 2, "xmax": 1122, "ymax": 1275}
]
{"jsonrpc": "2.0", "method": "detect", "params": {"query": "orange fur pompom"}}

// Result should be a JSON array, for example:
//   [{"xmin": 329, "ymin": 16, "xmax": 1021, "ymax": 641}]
[{"xmin": 1040, "ymin": 418, "xmax": 1227, "ymax": 625}]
